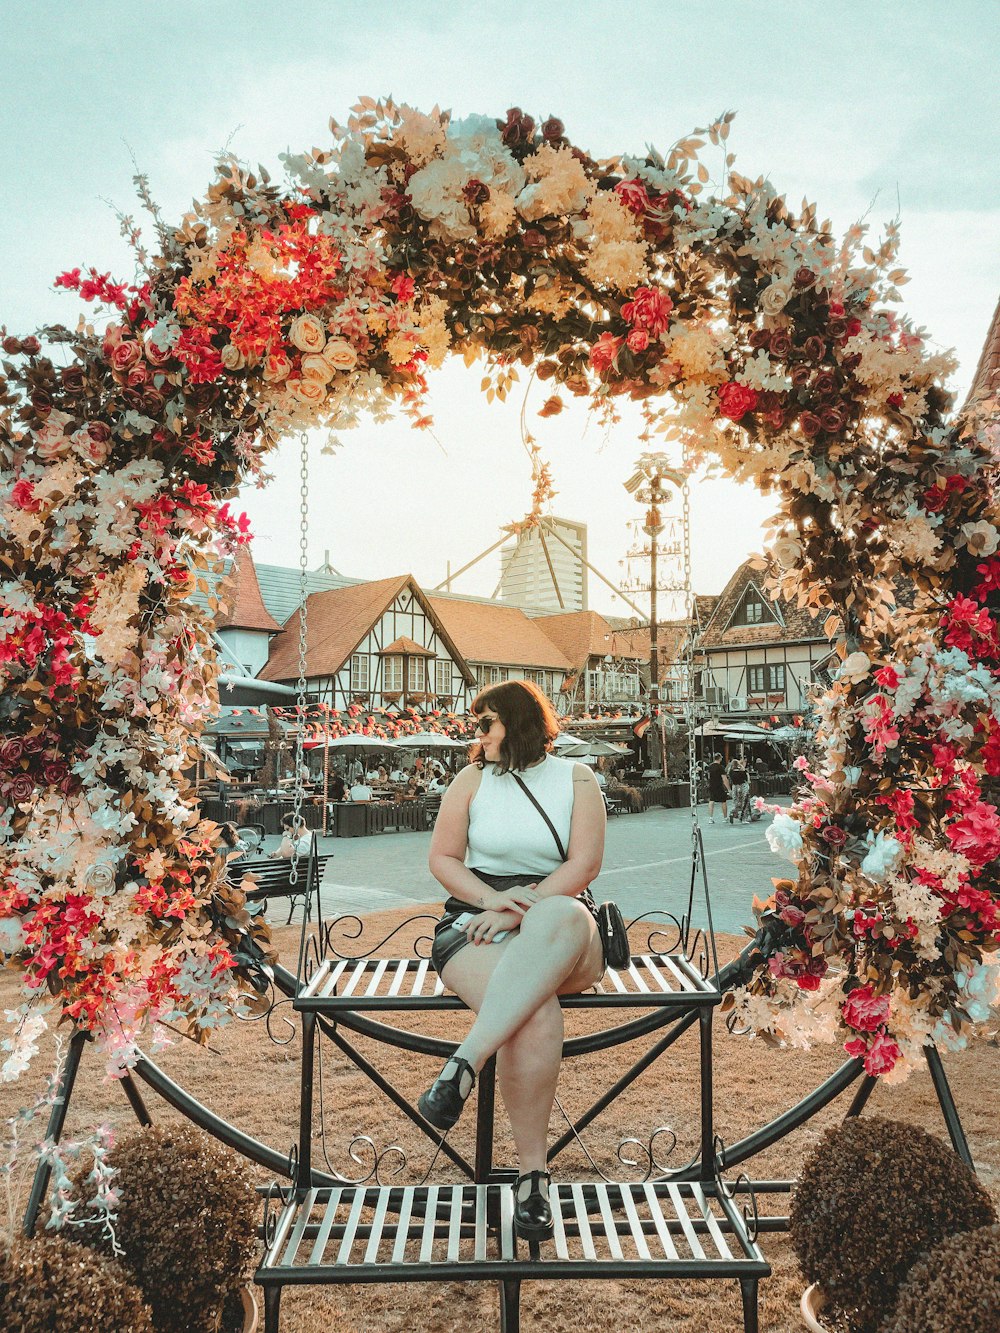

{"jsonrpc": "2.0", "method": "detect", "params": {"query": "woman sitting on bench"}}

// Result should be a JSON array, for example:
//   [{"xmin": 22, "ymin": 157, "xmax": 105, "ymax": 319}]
[{"xmin": 417, "ymin": 680, "xmax": 606, "ymax": 1240}]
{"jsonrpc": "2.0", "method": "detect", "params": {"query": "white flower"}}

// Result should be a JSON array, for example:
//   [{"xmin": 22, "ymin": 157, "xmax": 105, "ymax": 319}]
[
  {"xmin": 760, "ymin": 281, "xmax": 792, "ymax": 316},
  {"xmin": 765, "ymin": 810, "xmax": 804, "ymax": 862},
  {"xmin": 772, "ymin": 536, "xmax": 803, "ymax": 569},
  {"xmin": 0, "ymin": 915, "xmax": 26, "ymax": 954},
  {"xmin": 322, "ymin": 339, "xmax": 359, "ymax": 372},
  {"xmin": 860, "ymin": 830, "xmax": 903, "ymax": 881},
  {"xmin": 837, "ymin": 651, "xmax": 871, "ymax": 684},
  {"xmin": 959, "ymin": 520, "xmax": 999, "ymax": 557},
  {"xmin": 288, "ymin": 314, "xmax": 326, "ymax": 354}
]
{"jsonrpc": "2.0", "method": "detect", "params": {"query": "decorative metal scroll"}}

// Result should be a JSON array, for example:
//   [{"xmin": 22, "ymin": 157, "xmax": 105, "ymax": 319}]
[{"xmin": 713, "ymin": 1136, "xmax": 761, "ymax": 1244}]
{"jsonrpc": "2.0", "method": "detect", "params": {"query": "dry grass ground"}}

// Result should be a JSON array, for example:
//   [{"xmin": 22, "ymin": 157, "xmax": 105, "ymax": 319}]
[{"xmin": 1, "ymin": 912, "xmax": 996, "ymax": 1333}]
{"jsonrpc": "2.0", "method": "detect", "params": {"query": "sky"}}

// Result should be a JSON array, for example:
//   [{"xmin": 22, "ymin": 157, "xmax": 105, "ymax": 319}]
[{"xmin": 2, "ymin": 1, "xmax": 998, "ymax": 613}]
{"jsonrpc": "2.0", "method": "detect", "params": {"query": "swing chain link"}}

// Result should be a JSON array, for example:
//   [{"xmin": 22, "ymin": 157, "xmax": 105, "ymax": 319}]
[
  {"xmin": 680, "ymin": 442, "xmax": 699, "ymax": 839},
  {"xmin": 289, "ymin": 432, "xmax": 311, "ymax": 886}
]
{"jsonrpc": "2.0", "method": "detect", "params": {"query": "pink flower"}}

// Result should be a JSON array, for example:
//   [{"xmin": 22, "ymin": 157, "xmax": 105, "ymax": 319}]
[
  {"xmin": 717, "ymin": 381, "xmax": 759, "ymax": 422},
  {"xmin": 391, "ymin": 274, "xmax": 415, "ymax": 302},
  {"xmin": 621, "ymin": 286, "xmax": 673, "ymax": 336},
  {"xmin": 842, "ymin": 984, "xmax": 890, "ymax": 1032},
  {"xmin": 945, "ymin": 799, "xmax": 1000, "ymax": 867},
  {"xmin": 863, "ymin": 1031, "xmax": 901, "ymax": 1076},
  {"xmin": 614, "ymin": 179, "xmax": 651, "ymax": 216},
  {"xmin": 110, "ymin": 341, "xmax": 141, "ymax": 373},
  {"xmin": 844, "ymin": 1036, "xmax": 867, "ymax": 1060},
  {"xmin": 9, "ymin": 480, "xmax": 41, "ymax": 512},
  {"xmin": 589, "ymin": 332, "xmax": 623, "ymax": 376},
  {"xmin": 626, "ymin": 328, "xmax": 650, "ymax": 353},
  {"xmin": 874, "ymin": 664, "xmax": 900, "ymax": 689}
]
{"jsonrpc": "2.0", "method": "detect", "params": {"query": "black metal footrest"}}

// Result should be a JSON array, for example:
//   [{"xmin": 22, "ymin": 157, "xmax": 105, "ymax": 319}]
[
  {"xmin": 256, "ymin": 1179, "xmax": 769, "ymax": 1286},
  {"xmin": 294, "ymin": 952, "xmax": 720, "ymax": 1012}
]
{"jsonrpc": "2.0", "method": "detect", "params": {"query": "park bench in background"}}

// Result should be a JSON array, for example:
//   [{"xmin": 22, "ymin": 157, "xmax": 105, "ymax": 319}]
[{"xmin": 237, "ymin": 843, "xmax": 331, "ymax": 925}]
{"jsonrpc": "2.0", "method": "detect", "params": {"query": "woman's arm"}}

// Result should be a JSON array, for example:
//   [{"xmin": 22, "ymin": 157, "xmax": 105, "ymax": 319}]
[{"xmin": 533, "ymin": 763, "xmax": 605, "ymax": 899}]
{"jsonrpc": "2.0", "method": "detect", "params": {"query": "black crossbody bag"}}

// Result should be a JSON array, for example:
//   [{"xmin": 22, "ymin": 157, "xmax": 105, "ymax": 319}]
[{"xmin": 511, "ymin": 773, "xmax": 630, "ymax": 971}]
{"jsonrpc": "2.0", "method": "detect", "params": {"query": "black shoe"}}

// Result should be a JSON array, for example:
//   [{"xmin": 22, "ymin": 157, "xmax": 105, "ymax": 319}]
[
  {"xmin": 513, "ymin": 1170, "xmax": 554, "ymax": 1240},
  {"xmin": 417, "ymin": 1057, "xmax": 476, "ymax": 1131}
]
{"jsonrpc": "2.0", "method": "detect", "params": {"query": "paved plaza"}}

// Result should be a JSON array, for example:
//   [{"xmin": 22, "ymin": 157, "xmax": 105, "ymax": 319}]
[{"xmin": 261, "ymin": 798, "xmax": 793, "ymax": 938}]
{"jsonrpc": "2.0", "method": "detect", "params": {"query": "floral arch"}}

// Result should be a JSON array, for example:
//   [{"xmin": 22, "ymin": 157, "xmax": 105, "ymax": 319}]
[{"xmin": 1, "ymin": 98, "xmax": 997, "ymax": 1082}]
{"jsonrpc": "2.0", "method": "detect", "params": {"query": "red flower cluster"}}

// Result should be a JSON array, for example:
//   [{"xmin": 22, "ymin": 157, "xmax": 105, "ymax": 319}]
[{"xmin": 716, "ymin": 381, "xmax": 759, "ymax": 422}]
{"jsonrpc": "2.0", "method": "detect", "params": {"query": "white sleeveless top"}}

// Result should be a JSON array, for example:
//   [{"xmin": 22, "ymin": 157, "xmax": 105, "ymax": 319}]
[{"xmin": 467, "ymin": 754, "xmax": 576, "ymax": 875}]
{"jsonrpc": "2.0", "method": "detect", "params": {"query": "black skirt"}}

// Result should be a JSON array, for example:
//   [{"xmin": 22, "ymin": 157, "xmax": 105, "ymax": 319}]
[{"xmin": 430, "ymin": 869, "xmax": 597, "ymax": 974}]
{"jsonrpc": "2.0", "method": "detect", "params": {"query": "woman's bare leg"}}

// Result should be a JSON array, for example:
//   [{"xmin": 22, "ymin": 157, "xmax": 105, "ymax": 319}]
[
  {"xmin": 449, "ymin": 897, "xmax": 600, "ymax": 1072},
  {"xmin": 496, "ymin": 999, "xmax": 563, "ymax": 1172}
]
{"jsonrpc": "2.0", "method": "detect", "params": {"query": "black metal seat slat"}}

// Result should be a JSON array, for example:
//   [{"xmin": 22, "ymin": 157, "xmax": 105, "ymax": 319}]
[
  {"xmin": 257, "ymin": 1180, "xmax": 768, "ymax": 1288},
  {"xmin": 295, "ymin": 951, "xmax": 719, "ymax": 1012}
]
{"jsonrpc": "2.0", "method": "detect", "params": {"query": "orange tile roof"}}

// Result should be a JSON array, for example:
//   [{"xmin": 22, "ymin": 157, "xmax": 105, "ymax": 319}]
[
  {"xmin": 697, "ymin": 560, "xmax": 825, "ymax": 650},
  {"xmin": 216, "ymin": 547, "xmax": 281, "ymax": 633},
  {"xmin": 427, "ymin": 597, "xmax": 571, "ymax": 670},
  {"xmin": 379, "ymin": 636, "xmax": 434, "ymax": 657},
  {"xmin": 259, "ymin": 574, "xmax": 411, "ymax": 681},
  {"xmin": 533, "ymin": 609, "xmax": 647, "ymax": 669}
]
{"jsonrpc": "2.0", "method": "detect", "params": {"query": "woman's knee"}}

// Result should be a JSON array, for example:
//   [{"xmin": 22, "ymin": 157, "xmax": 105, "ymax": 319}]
[{"xmin": 520, "ymin": 894, "xmax": 592, "ymax": 944}]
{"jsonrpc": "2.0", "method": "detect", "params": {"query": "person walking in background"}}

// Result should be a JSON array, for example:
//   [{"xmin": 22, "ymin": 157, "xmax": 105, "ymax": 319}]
[
  {"xmin": 706, "ymin": 751, "xmax": 730, "ymax": 823},
  {"xmin": 727, "ymin": 751, "xmax": 751, "ymax": 823}
]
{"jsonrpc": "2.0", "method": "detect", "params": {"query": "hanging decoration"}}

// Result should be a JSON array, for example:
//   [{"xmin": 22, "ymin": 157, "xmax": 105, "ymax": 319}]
[{"xmin": 0, "ymin": 97, "xmax": 997, "ymax": 1080}]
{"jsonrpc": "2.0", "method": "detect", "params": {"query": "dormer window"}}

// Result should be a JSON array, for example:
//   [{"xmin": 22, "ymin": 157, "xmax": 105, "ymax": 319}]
[{"xmin": 733, "ymin": 586, "xmax": 779, "ymax": 628}]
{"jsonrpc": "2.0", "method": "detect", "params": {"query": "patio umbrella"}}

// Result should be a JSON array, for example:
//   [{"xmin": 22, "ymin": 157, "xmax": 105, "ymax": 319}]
[
  {"xmin": 560, "ymin": 740, "xmax": 632, "ymax": 759},
  {"xmin": 394, "ymin": 733, "xmax": 471, "ymax": 750},
  {"xmin": 553, "ymin": 733, "xmax": 586, "ymax": 749}
]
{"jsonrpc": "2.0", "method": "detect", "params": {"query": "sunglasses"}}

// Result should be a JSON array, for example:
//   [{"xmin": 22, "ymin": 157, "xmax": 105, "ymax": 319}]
[{"xmin": 475, "ymin": 715, "xmax": 498, "ymax": 734}]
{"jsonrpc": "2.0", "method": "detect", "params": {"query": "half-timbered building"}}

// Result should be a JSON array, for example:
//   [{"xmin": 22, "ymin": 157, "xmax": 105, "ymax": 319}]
[
  {"xmin": 692, "ymin": 560, "xmax": 831, "ymax": 716},
  {"xmin": 258, "ymin": 574, "xmax": 475, "ymax": 713}
]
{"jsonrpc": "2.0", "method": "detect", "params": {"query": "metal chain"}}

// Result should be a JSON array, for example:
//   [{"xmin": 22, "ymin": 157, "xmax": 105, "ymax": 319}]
[
  {"xmin": 681, "ymin": 442, "xmax": 699, "ymax": 836},
  {"xmin": 289, "ymin": 431, "xmax": 310, "ymax": 886}
]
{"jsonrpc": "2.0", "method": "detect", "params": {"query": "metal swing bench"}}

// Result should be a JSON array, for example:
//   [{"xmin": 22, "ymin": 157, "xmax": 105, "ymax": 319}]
[{"xmin": 254, "ymin": 835, "xmax": 770, "ymax": 1333}]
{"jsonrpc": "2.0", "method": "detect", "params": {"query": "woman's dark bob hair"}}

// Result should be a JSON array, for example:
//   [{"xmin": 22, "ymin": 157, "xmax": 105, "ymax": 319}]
[{"xmin": 469, "ymin": 680, "xmax": 560, "ymax": 773}]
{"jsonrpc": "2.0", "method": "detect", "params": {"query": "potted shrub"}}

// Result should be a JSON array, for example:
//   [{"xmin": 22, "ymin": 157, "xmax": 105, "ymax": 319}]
[
  {"xmin": 0, "ymin": 1233, "xmax": 154, "ymax": 1332},
  {"xmin": 792, "ymin": 1116, "xmax": 996, "ymax": 1332},
  {"xmin": 883, "ymin": 1223, "xmax": 1000, "ymax": 1331},
  {"xmin": 81, "ymin": 1124, "xmax": 259, "ymax": 1333}
]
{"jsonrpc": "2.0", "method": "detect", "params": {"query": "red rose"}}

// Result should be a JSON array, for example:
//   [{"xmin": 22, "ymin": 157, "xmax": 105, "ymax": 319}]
[
  {"xmin": 764, "ymin": 408, "xmax": 786, "ymax": 430},
  {"xmin": 20, "ymin": 336, "xmax": 41, "ymax": 356},
  {"xmin": 790, "ymin": 364, "xmax": 812, "ymax": 387},
  {"xmin": 522, "ymin": 228, "xmax": 546, "ymax": 251},
  {"xmin": 802, "ymin": 336, "xmax": 827, "ymax": 363},
  {"xmin": 614, "ymin": 179, "xmax": 651, "ymax": 216},
  {"xmin": 827, "ymin": 318, "xmax": 847, "ymax": 340},
  {"xmin": 812, "ymin": 371, "xmax": 837, "ymax": 396},
  {"xmin": 23, "ymin": 734, "xmax": 46, "ymax": 754},
  {"xmin": 86, "ymin": 422, "xmax": 112, "ymax": 443},
  {"xmin": 621, "ymin": 286, "xmax": 673, "ymax": 335},
  {"xmin": 61, "ymin": 365, "xmax": 85, "ymax": 392},
  {"xmin": 749, "ymin": 327, "xmax": 771, "ymax": 350},
  {"xmin": 498, "ymin": 107, "xmax": 535, "ymax": 146},
  {"xmin": 846, "ymin": 318, "xmax": 862, "ymax": 337},
  {"xmin": 589, "ymin": 333, "xmax": 623, "ymax": 375},
  {"xmin": 2, "ymin": 336, "xmax": 21, "ymax": 355},
  {"xmin": 796, "ymin": 972, "xmax": 823, "ymax": 991},
  {"xmin": 0, "ymin": 738, "xmax": 25, "ymax": 766},
  {"xmin": 887, "ymin": 392, "xmax": 904, "ymax": 409},
  {"xmin": 7, "ymin": 774, "xmax": 35, "ymax": 803},
  {"xmin": 798, "ymin": 411, "xmax": 823, "ymax": 437},
  {"xmin": 829, "ymin": 301, "xmax": 845, "ymax": 316},
  {"xmin": 820, "ymin": 823, "xmax": 848, "ymax": 847},
  {"xmin": 9, "ymin": 479, "xmax": 41, "ymax": 512},
  {"xmin": 541, "ymin": 117, "xmax": 565, "ymax": 142},
  {"xmin": 820, "ymin": 406, "xmax": 847, "ymax": 434},
  {"xmin": 769, "ymin": 330, "xmax": 792, "ymax": 359},
  {"xmin": 842, "ymin": 984, "xmax": 890, "ymax": 1032},
  {"xmin": 626, "ymin": 328, "xmax": 650, "ymax": 353},
  {"xmin": 716, "ymin": 381, "xmax": 759, "ymax": 422},
  {"xmin": 462, "ymin": 178, "xmax": 490, "ymax": 205},
  {"xmin": 111, "ymin": 341, "xmax": 141, "ymax": 372},
  {"xmin": 794, "ymin": 267, "xmax": 817, "ymax": 289},
  {"xmin": 43, "ymin": 761, "xmax": 68, "ymax": 786}
]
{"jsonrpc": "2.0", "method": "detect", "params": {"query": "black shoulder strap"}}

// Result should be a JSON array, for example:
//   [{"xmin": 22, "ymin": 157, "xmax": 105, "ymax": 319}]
[{"xmin": 511, "ymin": 772, "xmax": 567, "ymax": 862}]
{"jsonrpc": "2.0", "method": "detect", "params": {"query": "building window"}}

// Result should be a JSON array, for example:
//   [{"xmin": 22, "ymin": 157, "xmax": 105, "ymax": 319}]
[
  {"xmin": 435, "ymin": 659, "xmax": 451, "ymax": 695},
  {"xmin": 733, "ymin": 586, "xmax": 776, "ymax": 627},
  {"xmin": 588, "ymin": 670, "xmax": 600, "ymax": 699},
  {"xmin": 488, "ymin": 666, "xmax": 508, "ymax": 684},
  {"xmin": 523, "ymin": 669, "xmax": 542, "ymax": 686},
  {"xmin": 350, "ymin": 653, "xmax": 370, "ymax": 692},
  {"xmin": 383, "ymin": 656, "xmax": 403, "ymax": 691},
  {"xmin": 407, "ymin": 657, "xmax": 426, "ymax": 691},
  {"xmin": 748, "ymin": 664, "xmax": 785, "ymax": 694}
]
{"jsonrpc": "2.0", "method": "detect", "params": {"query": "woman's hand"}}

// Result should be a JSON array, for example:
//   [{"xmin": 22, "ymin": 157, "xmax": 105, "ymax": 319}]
[
  {"xmin": 464, "ymin": 909, "xmax": 521, "ymax": 945},
  {"xmin": 490, "ymin": 884, "xmax": 539, "ymax": 916}
]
